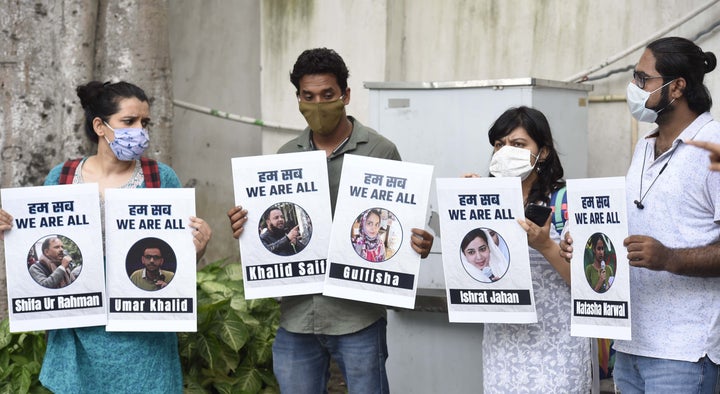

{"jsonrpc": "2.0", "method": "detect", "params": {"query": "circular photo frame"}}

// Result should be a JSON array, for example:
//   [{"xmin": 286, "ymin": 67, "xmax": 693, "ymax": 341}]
[
  {"xmin": 258, "ymin": 202, "xmax": 312, "ymax": 256},
  {"xmin": 28, "ymin": 234, "xmax": 82, "ymax": 289},
  {"xmin": 583, "ymin": 232, "xmax": 617, "ymax": 294},
  {"xmin": 126, "ymin": 237, "xmax": 177, "ymax": 291},
  {"xmin": 350, "ymin": 208, "xmax": 403, "ymax": 263},
  {"xmin": 459, "ymin": 227, "xmax": 510, "ymax": 283}
]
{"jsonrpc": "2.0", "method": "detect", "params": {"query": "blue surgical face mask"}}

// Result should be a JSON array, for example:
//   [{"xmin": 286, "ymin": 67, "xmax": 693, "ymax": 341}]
[{"xmin": 104, "ymin": 122, "xmax": 149, "ymax": 161}]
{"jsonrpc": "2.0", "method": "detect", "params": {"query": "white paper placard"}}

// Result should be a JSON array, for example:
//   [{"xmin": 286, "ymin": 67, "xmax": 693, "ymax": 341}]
[
  {"xmin": 323, "ymin": 154, "xmax": 433, "ymax": 309},
  {"xmin": 567, "ymin": 177, "xmax": 631, "ymax": 340},
  {"xmin": 2, "ymin": 184, "xmax": 106, "ymax": 332},
  {"xmin": 437, "ymin": 177, "xmax": 537, "ymax": 323},
  {"xmin": 104, "ymin": 188, "xmax": 197, "ymax": 332},
  {"xmin": 231, "ymin": 151, "xmax": 332, "ymax": 299}
]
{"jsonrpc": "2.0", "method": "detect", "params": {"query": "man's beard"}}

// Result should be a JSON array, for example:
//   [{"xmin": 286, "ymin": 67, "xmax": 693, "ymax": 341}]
[
  {"xmin": 652, "ymin": 85, "xmax": 675, "ymax": 120},
  {"xmin": 268, "ymin": 223, "xmax": 285, "ymax": 235}
]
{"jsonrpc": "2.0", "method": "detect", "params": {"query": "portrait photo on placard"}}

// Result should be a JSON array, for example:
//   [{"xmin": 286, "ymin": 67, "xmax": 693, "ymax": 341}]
[
  {"xmin": 258, "ymin": 202, "xmax": 312, "ymax": 256},
  {"xmin": 459, "ymin": 227, "xmax": 510, "ymax": 283},
  {"xmin": 583, "ymin": 232, "xmax": 617, "ymax": 294},
  {"xmin": 27, "ymin": 234, "xmax": 83, "ymax": 289},
  {"xmin": 350, "ymin": 208, "xmax": 403, "ymax": 263},
  {"xmin": 125, "ymin": 237, "xmax": 177, "ymax": 292}
]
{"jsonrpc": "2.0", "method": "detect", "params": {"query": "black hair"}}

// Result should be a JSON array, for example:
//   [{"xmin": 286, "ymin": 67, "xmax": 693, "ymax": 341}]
[
  {"xmin": 589, "ymin": 232, "xmax": 605, "ymax": 249},
  {"xmin": 647, "ymin": 37, "xmax": 717, "ymax": 114},
  {"xmin": 41, "ymin": 236, "xmax": 60, "ymax": 253},
  {"xmin": 263, "ymin": 206, "xmax": 283, "ymax": 222},
  {"xmin": 139, "ymin": 237, "xmax": 165, "ymax": 256},
  {"xmin": 488, "ymin": 106, "xmax": 565, "ymax": 205},
  {"xmin": 460, "ymin": 228, "xmax": 489, "ymax": 253},
  {"xmin": 76, "ymin": 81, "xmax": 148, "ymax": 143},
  {"xmin": 142, "ymin": 245, "xmax": 163, "ymax": 256},
  {"xmin": 290, "ymin": 48, "xmax": 350, "ymax": 94}
]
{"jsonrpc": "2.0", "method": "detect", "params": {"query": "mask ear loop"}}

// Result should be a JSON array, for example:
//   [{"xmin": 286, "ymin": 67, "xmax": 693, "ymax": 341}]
[
  {"xmin": 529, "ymin": 151, "xmax": 542, "ymax": 173},
  {"xmin": 533, "ymin": 145, "xmax": 550, "ymax": 172}
]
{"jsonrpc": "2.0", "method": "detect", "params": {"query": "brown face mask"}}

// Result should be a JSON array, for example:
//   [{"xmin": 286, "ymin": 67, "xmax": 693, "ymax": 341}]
[{"xmin": 299, "ymin": 97, "xmax": 345, "ymax": 135}]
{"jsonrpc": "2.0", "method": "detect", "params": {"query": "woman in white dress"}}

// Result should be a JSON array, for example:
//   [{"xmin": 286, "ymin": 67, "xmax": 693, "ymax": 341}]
[{"xmin": 471, "ymin": 106, "xmax": 592, "ymax": 393}]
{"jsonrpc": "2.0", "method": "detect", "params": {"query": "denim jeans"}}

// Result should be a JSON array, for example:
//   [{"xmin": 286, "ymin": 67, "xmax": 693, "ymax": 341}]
[
  {"xmin": 614, "ymin": 351, "xmax": 720, "ymax": 394},
  {"xmin": 272, "ymin": 318, "xmax": 389, "ymax": 394}
]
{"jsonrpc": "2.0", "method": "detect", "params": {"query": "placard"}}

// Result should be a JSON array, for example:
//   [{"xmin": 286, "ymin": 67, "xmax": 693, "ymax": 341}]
[
  {"xmin": 437, "ymin": 177, "xmax": 537, "ymax": 323},
  {"xmin": 231, "ymin": 151, "xmax": 332, "ymax": 298},
  {"xmin": 567, "ymin": 177, "xmax": 631, "ymax": 340},
  {"xmin": 323, "ymin": 154, "xmax": 433, "ymax": 309},
  {"xmin": 105, "ymin": 188, "xmax": 197, "ymax": 332},
  {"xmin": 2, "ymin": 184, "xmax": 106, "ymax": 332}
]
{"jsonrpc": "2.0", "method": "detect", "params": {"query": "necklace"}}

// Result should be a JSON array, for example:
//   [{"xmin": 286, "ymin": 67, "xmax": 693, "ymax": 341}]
[
  {"xmin": 309, "ymin": 134, "xmax": 350, "ymax": 156},
  {"xmin": 634, "ymin": 142, "xmax": 677, "ymax": 209},
  {"xmin": 309, "ymin": 121, "xmax": 353, "ymax": 156}
]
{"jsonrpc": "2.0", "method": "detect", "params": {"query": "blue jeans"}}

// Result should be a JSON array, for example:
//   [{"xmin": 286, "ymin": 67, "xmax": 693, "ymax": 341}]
[
  {"xmin": 272, "ymin": 318, "xmax": 389, "ymax": 394},
  {"xmin": 614, "ymin": 351, "xmax": 720, "ymax": 394}
]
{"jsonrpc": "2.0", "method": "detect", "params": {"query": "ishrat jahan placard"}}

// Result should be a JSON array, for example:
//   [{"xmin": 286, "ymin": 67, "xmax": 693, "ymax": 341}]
[
  {"xmin": 2, "ymin": 184, "xmax": 106, "ymax": 332},
  {"xmin": 437, "ymin": 177, "xmax": 537, "ymax": 324}
]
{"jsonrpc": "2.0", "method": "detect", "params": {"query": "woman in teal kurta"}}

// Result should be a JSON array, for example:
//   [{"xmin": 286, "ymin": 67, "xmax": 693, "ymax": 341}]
[{"xmin": 30, "ymin": 80, "xmax": 211, "ymax": 393}]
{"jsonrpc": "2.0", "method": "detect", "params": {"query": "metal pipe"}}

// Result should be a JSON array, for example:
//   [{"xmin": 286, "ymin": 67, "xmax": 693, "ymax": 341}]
[
  {"xmin": 564, "ymin": 0, "xmax": 720, "ymax": 83},
  {"xmin": 173, "ymin": 99, "xmax": 303, "ymax": 131},
  {"xmin": 588, "ymin": 95, "xmax": 626, "ymax": 103}
]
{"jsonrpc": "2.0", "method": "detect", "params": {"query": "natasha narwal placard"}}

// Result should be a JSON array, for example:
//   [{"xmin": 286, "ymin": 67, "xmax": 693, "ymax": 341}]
[
  {"xmin": 567, "ymin": 177, "xmax": 631, "ymax": 340},
  {"xmin": 323, "ymin": 154, "xmax": 433, "ymax": 309},
  {"xmin": 104, "ymin": 188, "xmax": 197, "ymax": 332},
  {"xmin": 2, "ymin": 184, "xmax": 106, "ymax": 332},
  {"xmin": 231, "ymin": 150, "xmax": 333, "ymax": 299}
]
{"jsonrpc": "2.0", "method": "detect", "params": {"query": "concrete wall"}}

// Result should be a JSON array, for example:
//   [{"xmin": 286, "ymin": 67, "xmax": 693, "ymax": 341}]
[
  {"xmin": 259, "ymin": 0, "xmax": 720, "ymax": 176},
  {"xmin": 168, "ymin": 1, "xmax": 262, "ymax": 264},
  {"xmin": 260, "ymin": 0, "xmax": 389, "ymax": 154}
]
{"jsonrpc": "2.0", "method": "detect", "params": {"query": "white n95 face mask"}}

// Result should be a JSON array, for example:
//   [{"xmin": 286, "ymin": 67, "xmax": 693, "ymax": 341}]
[
  {"xmin": 626, "ymin": 80, "xmax": 674, "ymax": 123},
  {"xmin": 489, "ymin": 146, "xmax": 538, "ymax": 180}
]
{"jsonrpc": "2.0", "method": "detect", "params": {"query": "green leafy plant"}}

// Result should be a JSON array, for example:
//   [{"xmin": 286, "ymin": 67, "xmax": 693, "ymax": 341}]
[
  {"xmin": 179, "ymin": 260, "xmax": 280, "ymax": 394},
  {"xmin": 0, "ymin": 318, "xmax": 50, "ymax": 394}
]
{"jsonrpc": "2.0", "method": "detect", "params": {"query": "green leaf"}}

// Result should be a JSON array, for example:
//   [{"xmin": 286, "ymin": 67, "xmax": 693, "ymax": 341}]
[
  {"xmin": 196, "ymin": 270, "xmax": 216, "ymax": 284},
  {"xmin": 196, "ymin": 334, "xmax": 218, "ymax": 370},
  {"xmin": 248, "ymin": 335, "xmax": 274, "ymax": 366},
  {"xmin": 223, "ymin": 262, "xmax": 245, "ymax": 281},
  {"xmin": 236, "ymin": 311, "xmax": 260, "ymax": 326},
  {"xmin": 234, "ymin": 363, "xmax": 264, "ymax": 393},
  {"xmin": 18, "ymin": 367, "xmax": 32, "ymax": 394},
  {"xmin": 199, "ymin": 281, "xmax": 234, "ymax": 297},
  {"xmin": 214, "ymin": 381, "xmax": 235, "ymax": 394},
  {"xmin": 179, "ymin": 259, "xmax": 280, "ymax": 393},
  {"xmin": 216, "ymin": 313, "xmax": 250, "ymax": 352},
  {"xmin": 0, "ymin": 320, "xmax": 11, "ymax": 349},
  {"xmin": 213, "ymin": 343, "xmax": 241, "ymax": 373},
  {"xmin": 230, "ymin": 297, "xmax": 249, "ymax": 312}
]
